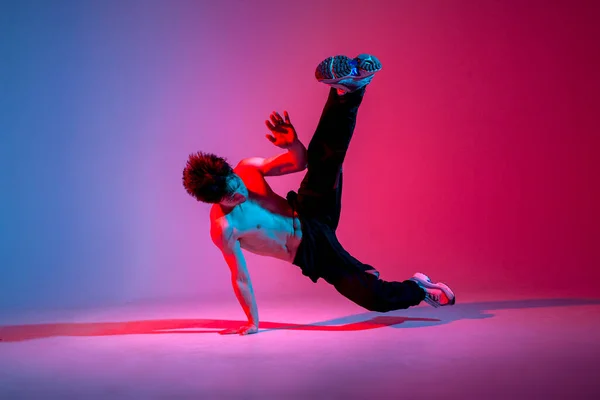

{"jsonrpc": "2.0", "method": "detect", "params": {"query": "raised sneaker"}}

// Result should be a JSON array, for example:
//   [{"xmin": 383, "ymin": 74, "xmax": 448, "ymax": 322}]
[{"xmin": 315, "ymin": 54, "xmax": 382, "ymax": 94}]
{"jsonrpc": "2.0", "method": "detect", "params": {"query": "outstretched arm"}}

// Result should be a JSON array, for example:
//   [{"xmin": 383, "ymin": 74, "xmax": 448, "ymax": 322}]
[
  {"xmin": 211, "ymin": 222, "xmax": 259, "ymax": 335},
  {"xmin": 238, "ymin": 111, "xmax": 307, "ymax": 176}
]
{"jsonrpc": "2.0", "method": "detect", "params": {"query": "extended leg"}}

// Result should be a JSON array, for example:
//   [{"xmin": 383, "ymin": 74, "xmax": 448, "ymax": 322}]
[
  {"xmin": 334, "ymin": 272, "xmax": 426, "ymax": 312},
  {"xmin": 299, "ymin": 87, "xmax": 363, "ymax": 194},
  {"xmin": 297, "ymin": 87, "xmax": 363, "ymax": 227},
  {"xmin": 314, "ymin": 229, "xmax": 426, "ymax": 311},
  {"xmin": 296, "ymin": 54, "xmax": 381, "ymax": 227}
]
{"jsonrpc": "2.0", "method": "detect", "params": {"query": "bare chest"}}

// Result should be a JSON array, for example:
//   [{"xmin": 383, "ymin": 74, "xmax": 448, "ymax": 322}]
[
  {"xmin": 232, "ymin": 201, "xmax": 302, "ymax": 261},
  {"xmin": 234, "ymin": 200, "xmax": 294, "ymax": 237}
]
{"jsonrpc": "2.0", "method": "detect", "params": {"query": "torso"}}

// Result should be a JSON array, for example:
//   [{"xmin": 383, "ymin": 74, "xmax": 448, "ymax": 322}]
[{"xmin": 210, "ymin": 166, "xmax": 302, "ymax": 263}]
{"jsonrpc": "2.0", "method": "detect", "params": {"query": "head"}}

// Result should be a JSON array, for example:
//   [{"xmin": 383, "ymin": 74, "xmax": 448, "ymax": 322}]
[{"xmin": 182, "ymin": 152, "xmax": 248, "ymax": 206}]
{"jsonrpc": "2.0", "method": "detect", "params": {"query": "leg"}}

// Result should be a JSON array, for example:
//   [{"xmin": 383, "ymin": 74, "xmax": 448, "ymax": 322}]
[
  {"xmin": 297, "ymin": 87, "xmax": 364, "ymax": 228},
  {"xmin": 293, "ymin": 54, "xmax": 381, "ymax": 228},
  {"xmin": 291, "ymin": 212, "xmax": 452, "ymax": 309},
  {"xmin": 316, "ymin": 228, "xmax": 426, "ymax": 311},
  {"xmin": 334, "ymin": 272, "xmax": 426, "ymax": 312}
]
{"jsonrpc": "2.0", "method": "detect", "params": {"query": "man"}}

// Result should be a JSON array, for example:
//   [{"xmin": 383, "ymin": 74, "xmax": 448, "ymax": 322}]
[{"xmin": 182, "ymin": 54, "xmax": 455, "ymax": 335}]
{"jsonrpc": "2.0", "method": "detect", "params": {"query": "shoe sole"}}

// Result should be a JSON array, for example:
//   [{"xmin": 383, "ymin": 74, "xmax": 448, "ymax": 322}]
[
  {"xmin": 411, "ymin": 272, "xmax": 456, "ymax": 307},
  {"xmin": 356, "ymin": 53, "xmax": 382, "ymax": 75},
  {"xmin": 316, "ymin": 54, "xmax": 382, "ymax": 84}
]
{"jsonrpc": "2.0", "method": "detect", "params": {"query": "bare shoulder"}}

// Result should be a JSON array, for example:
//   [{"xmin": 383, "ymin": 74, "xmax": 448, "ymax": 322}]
[
  {"xmin": 209, "ymin": 205, "xmax": 235, "ymax": 248},
  {"xmin": 236, "ymin": 157, "xmax": 266, "ymax": 170},
  {"xmin": 234, "ymin": 159, "xmax": 274, "ymax": 197},
  {"xmin": 235, "ymin": 157, "xmax": 268, "ymax": 178}
]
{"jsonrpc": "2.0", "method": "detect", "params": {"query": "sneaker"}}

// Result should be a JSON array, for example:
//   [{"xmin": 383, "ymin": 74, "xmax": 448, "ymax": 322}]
[
  {"xmin": 315, "ymin": 54, "xmax": 382, "ymax": 94},
  {"xmin": 409, "ymin": 272, "xmax": 456, "ymax": 308}
]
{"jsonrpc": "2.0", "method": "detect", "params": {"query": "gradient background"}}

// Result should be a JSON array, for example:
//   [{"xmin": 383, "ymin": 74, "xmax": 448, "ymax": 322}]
[{"xmin": 1, "ymin": 0, "xmax": 598, "ymax": 312}]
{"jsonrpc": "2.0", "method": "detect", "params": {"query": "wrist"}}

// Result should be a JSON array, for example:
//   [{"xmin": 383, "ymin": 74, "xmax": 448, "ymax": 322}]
[
  {"xmin": 287, "ymin": 140, "xmax": 307, "ymax": 165},
  {"xmin": 287, "ymin": 139, "xmax": 303, "ymax": 150}
]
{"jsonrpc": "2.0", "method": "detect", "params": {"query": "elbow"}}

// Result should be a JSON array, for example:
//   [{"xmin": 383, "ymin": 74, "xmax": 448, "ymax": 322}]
[
  {"xmin": 233, "ymin": 274, "xmax": 249, "ymax": 286},
  {"xmin": 295, "ymin": 154, "xmax": 308, "ymax": 171},
  {"xmin": 297, "ymin": 162, "xmax": 308, "ymax": 172}
]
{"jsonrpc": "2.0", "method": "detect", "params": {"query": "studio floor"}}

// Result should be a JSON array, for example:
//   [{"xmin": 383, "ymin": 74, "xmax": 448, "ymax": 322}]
[{"xmin": 1, "ymin": 292, "xmax": 599, "ymax": 400}]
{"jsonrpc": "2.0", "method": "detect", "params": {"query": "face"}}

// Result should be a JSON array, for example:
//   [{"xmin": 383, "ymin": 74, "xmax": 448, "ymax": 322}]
[{"xmin": 220, "ymin": 174, "xmax": 248, "ymax": 207}]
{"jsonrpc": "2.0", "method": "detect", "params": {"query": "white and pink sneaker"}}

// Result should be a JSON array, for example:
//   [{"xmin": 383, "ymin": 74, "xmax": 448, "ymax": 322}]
[{"xmin": 410, "ymin": 272, "xmax": 456, "ymax": 308}]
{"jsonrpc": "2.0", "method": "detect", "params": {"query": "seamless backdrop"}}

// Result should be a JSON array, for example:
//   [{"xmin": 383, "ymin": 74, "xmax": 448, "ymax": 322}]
[{"xmin": 1, "ymin": 0, "xmax": 598, "ymax": 311}]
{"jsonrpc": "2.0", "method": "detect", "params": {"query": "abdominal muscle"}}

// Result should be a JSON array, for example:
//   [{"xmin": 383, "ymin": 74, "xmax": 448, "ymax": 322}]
[{"xmin": 232, "ymin": 200, "xmax": 303, "ymax": 263}]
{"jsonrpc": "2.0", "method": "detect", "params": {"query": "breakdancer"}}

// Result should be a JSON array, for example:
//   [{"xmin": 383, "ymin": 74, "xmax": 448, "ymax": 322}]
[{"xmin": 183, "ymin": 54, "xmax": 455, "ymax": 335}]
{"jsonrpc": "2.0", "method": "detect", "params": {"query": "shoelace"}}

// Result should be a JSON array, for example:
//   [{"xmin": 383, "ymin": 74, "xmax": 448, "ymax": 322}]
[{"xmin": 427, "ymin": 292, "xmax": 440, "ymax": 303}]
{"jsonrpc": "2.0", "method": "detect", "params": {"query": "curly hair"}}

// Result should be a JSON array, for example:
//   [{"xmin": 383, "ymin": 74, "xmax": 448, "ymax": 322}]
[{"xmin": 182, "ymin": 152, "xmax": 234, "ymax": 203}]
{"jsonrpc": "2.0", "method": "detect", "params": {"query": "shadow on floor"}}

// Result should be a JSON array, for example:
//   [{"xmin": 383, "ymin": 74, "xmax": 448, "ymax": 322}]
[
  {"xmin": 1, "ymin": 298, "xmax": 598, "ymax": 342},
  {"xmin": 306, "ymin": 297, "xmax": 600, "ymax": 331}
]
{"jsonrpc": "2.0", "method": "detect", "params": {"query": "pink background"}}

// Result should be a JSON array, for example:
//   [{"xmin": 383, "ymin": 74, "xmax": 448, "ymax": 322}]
[{"xmin": 1, "ymin": 0, "xmax": 598, "ymax": 311}]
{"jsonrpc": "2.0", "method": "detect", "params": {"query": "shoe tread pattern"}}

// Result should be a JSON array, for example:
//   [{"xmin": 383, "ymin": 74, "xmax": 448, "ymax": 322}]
[
  {"xmin": 315, "ymin": 55, "xmax": 352, "ymax": 80},
  {"xmin": 356, "ymin": 54, "xmax": 382, "ymax": 74}
]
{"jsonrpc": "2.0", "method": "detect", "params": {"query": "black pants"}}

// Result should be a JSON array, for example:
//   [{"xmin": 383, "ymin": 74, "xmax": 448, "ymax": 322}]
[{"xmin": 288, "ymin": 88, "xmax": 425, "ymax": 312}]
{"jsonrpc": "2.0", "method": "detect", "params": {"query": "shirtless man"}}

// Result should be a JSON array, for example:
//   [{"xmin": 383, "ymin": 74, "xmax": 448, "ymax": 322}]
[{"xmin": 182, "ymin": 54, "xmax": 455, "ymax": 335}]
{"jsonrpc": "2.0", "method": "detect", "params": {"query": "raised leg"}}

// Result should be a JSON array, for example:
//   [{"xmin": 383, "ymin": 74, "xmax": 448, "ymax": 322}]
[
  {"xmin": 295, "ymin": 54, "xmax": 381, "ymax": 228},
  {"xmin": 297, "ymin": 87, "xmax": 365, "ymax": 228}
]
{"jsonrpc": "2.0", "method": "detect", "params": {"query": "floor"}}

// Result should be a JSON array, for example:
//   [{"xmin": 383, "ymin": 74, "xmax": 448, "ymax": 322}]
[{"xmin": 1, "ymin": 293, "xmax": 599, "ymax": 399}]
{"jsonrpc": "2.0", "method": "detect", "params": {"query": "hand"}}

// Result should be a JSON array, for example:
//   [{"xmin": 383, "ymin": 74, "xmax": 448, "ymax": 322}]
[
  {"xmin": 219, "ymin": 323, "xmax": 259, "ymax": 336},
  {"xmin": 265, "ymin": 110, "xmax": 298, "ymax": 149}
]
